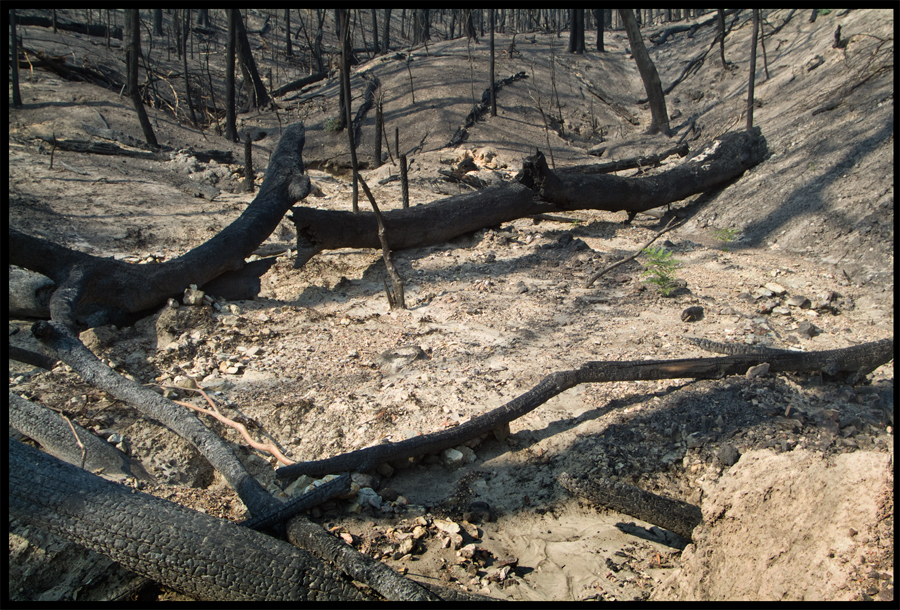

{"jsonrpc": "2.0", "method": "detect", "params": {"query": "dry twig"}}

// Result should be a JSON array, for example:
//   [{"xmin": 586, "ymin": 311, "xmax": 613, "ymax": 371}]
[
  {"xmin": 584, "ymin": 217, "xmax": 684, "ymax": 287},
  {"xmin": 60, "ymin": 413, "xmax": 87, "ymax": 470},
  {"xmin": 166, "ymin": 385, "xmax": 295, "ymax": 466}
]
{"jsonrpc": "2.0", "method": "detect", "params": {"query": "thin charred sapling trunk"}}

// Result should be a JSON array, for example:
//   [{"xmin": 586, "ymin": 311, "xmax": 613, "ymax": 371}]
[
  {"xmin": 489, "ymin": 9, "xmax": 496, "ymax": 116},
  {"xmin": 357, "ymin": 176, "xmax": 406, "ymax": 310},
  {"xmin": 225, "ymin": 9, "xmax": 238, "ymax": 142},
  {"xmin": 243, "ymin": 136, "xmax": 254, "ymax": 192},
  {"xmin": 340, "ymin": 10, "xmax": 358, "ymax": 213},
  {"xmin": 593, "ymin": 9, "xmax": 605, "ymax": 52},
  {"xmin": 619, "ymin": 9, "xmax": 670, "ymax": 136},
  {"xmin": 747, "ymin": 9, "xmax": 759, "ymax": 130},
  {"xmin": 716, "ymin": 9, "xmax": 727, "ymax": 65},
  {"xmin": 373, "ymin": 96, "xmax": 383, "ymax": 168},
  {"xmin": 284, "ymin": 9, "xmax": 292, "ymax": 56},
  {"xmin": 400, "ymin": 153, "xmax": 409, "ymax": 208}
]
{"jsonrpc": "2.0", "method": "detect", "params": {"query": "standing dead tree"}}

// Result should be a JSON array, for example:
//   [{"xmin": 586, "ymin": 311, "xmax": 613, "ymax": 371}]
[
  {"xmin": 619, "ymin": 9, "xmax": 670, "ymax": 136},
  {"xmin": 747, "ymin": 9, "xmax": 760, "ymax": 130},
  {"xmin": 124, "ymin": 9, "xmax": 158, "ymax": 148}
]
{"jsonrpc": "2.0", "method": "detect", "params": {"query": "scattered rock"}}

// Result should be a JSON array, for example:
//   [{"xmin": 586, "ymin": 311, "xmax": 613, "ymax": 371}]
[
  {"xmin": 785, "ymin": 295, "xmax": 811, "ymax": 308},
  {"xmin": 717, "ymin": 444, "xmax": 740, "ymax": 466},
  {"xmin": 797, "ymin": 321, "xmax": 819, "ymax": 338},
  {"xmin": 442, "ymin": 448, "xmax": 466, "ymax": 469},
  {"xmin": 377, "ymin": 345, "xmax": 428, "ymax": 375},
  {"xmin": 681, "ymin": 306, "xmax": 704, "ymax": 322}
]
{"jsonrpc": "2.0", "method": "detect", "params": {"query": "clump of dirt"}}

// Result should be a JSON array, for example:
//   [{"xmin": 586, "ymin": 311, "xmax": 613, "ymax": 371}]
[{"xmin": 8, "ymin": 8, "xmax": 893, "ymax": 602}]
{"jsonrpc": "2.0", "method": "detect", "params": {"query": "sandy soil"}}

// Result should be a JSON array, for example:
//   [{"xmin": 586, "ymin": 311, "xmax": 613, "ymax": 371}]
[{"xmin": 8, "ymin": 9, "xmax": 894, "ymax": 602}]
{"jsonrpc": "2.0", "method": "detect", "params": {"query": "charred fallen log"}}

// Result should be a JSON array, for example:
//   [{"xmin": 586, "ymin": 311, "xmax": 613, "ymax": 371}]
[
  {"xmin": 446, "ymin": 71, "xmax": 529, "ymax": 148},
  {"xmin": 290, "ymin": 128, "xmax": 767, "ymax": 266},
  {"xmin": 519, "ymin": 127, "xmax": 767, "ymax": 210},
  {"xmin": 277, "ymin": 338, "xmax": 893, "ymax": 480},
  {"xmin": 271, "ymin": 71, "xmax": 328, "ymax": 98},
  {"xmin": 16, "ymin": 14, "xmax": 123, "ymax": 39},
  {"xmin": 559, "ymin": 472, "xmax": 702, "ymax": 540},
  {"xmin": 10, "ymin": 123, "xmax": 311, "ymax": 326}
]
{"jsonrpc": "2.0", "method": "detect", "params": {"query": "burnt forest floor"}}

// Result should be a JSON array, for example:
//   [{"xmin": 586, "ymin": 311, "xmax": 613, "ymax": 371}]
[{"xmin": 8, "ymin": 8, "xmax": 894, "ymax": 602}]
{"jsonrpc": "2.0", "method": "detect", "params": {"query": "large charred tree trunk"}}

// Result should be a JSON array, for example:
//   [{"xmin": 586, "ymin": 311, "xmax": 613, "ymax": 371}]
[
  {"xmin": 124, "ymin": 9, "xmax": 158, "ymax": 148},
  {"xmin": 568, "ymin": 9, "xmax": 585, "ymax": 54},
  {"xmin": 380, "ymin": 9, "xmax": 391, "ymax": 54},
  {"xmin": 370, "ymin": 9, "xmax": 379, "ymax": 55},
  {"xmin": 619, "ymin": 9, "xmax": 670, "ymax": 136},
  {"xmin": 289, "ymin": 128, "xmax": 767, "ymax": 267}
]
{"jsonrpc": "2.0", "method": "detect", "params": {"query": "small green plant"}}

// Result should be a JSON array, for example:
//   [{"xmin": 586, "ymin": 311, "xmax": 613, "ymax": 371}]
[
  {"xmin": 818, "ymin": 9, "xmax": 832, "ymax": 16},
  {"xmin": 324, "ymin": 116, "xmax": 343, "ymax": 133},
  {"xmin": 711, "ymin": 227, "xmax": 739, "ymax": 252},
  {"xmin": 641, "ymin": 246, "xmax": 681, "ymax": 296}
]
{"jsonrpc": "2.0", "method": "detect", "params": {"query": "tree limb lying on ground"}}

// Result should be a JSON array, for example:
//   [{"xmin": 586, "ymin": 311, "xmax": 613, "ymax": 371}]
[
  {"xmin": 276, "ymin": 338, "xmax": 893, "ymax": 479},
  {"xmin": 289, "ymin": 127, "xmax": 767, "ymax": 267}
]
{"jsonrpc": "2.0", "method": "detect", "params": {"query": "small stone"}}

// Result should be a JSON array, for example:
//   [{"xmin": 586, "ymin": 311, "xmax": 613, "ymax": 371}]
[
  {"xmin": 200, "ymin": 376, "xmax": 230, "ymax": 392},
  {"xmin": 183, "ymin": 287, "xmax": 205, "ymax": 306},
  {"xmin": 757, "ymin": 300, "xmax": 776, "ymax": 314},
  {"xmin": 398, "ymin": 537, "xmax": 416, "ymax": 555},
  {"xmin": 746, "ymin": 362, "xmax": 770, "ymax": 379},
  {"xmin": 460, "ymin": 520, "xmax": 480, "ymax": 540},
  {"xmin": 442, "ymin": 448, "xmax": 466, "ymax": 469},
  {"xmin": 380, "ymin": 487, "xmax": 400, "ymax": 502},
  {"xmin": 433, "ymin": 519, "xmax": 461, "ymax": 536},
  {"xmin": 764, "ymin": 282, "xmax": 787, "ymax": 295},
  {"xmin": 456, "ymin": 445, "xmax": 477, "ymax": 463},
  {"xmin": 681, "ymin": 306, "xmax": 704, "ymax": 322},
  {"xmin": 785, "ymin": 295, "xmax": 811, "ymax": 308},
  {"xmin": 717, "ymin": 444, "xmax": 740, "ymax": 466},
  {"xmin": 376, "ymin": 462, "xmax": 395, "ymax": 477},
  {"xmin": 351, "ymin": 472, "xmax": 380, "ymax": 489},
  {"xmin": 797, "ymin": 321, "xmax": 819, "ymax": 338},
  {"xmin": 173, "ymin": 375, "xmax": 199, "ymax": 389},
  {"xmin": 771, "ymin": 305, "xmax": 792, "ymax": 315},
  {"xmin": 412, "ymin": 525, "xmax": 427, "ymax": 539},
  {"xmin": 459, "ymin": 543, "xmax": 478, "ymax": 559},
  {"xmin": 449, "ymin": 532, "xmax": 464, "ymax": 549}
]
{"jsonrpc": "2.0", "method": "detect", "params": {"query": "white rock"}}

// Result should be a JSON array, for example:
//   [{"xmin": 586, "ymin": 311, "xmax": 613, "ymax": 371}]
[{"xmin": 442, "ymin": 448, "xmax": 466, "ymax": 469}]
